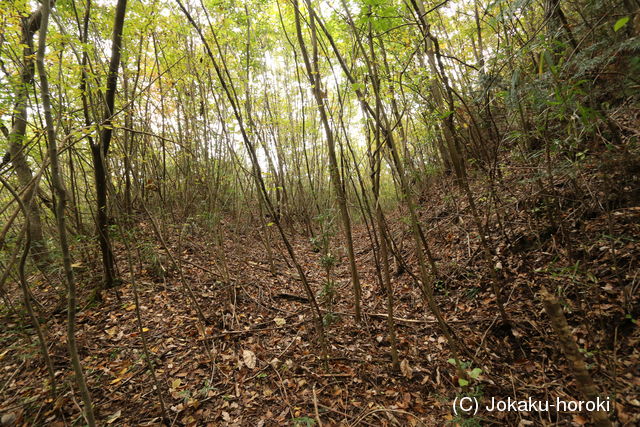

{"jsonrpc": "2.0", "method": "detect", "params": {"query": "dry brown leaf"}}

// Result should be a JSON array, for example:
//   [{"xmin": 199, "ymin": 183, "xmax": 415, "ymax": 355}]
[
  {"xmin": 243, "ymin": 349, "xmax": 257, "ymax": 369},
  {"xmin": 400, "ymin": 359, "xmax": 413, "ymax": 379}
]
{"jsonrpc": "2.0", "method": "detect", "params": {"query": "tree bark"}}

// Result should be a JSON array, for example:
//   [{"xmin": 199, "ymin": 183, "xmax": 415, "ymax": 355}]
[
  {"xmin": 295, "ymin": 0, "xmax": 363, "ymax": 323},
  {"xmin": 175, "ymin": 0, "xmax": 329, "ymax": 361},
  {"xmin": 541, "ymin": 288, "xmax": 611, "ymax": 427},
  {"xmin": 5, "ymin": 6, "xmax": 49, "ymax": 269},
  {"xmin": 36, "ymin": 1, "xmax": 96, "ymax": 424},
  {"xmin": 93, "ymin": 0, "xmax": 128, "ymax": 291}
]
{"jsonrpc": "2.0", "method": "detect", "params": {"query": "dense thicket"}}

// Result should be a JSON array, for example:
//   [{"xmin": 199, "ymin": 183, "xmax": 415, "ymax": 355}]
[{"xmin": 1, "ymin": 0, "xmax": 638, "ymax": 425}]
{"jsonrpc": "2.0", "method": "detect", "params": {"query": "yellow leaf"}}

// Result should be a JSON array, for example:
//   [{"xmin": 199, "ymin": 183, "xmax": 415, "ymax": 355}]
[
  {"xmin": 142, "ymin": 327, "xmax": 149, "ymax": 332},
  {"xmin": 106, "ymin": 410, "xmax": 121, "ymax": 424}
]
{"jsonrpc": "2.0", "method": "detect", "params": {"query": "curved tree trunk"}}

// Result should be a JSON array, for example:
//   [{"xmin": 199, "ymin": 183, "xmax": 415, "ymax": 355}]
[{"xmin": 5, "ymin": 7, "xmax": 50, "ymax": 269}]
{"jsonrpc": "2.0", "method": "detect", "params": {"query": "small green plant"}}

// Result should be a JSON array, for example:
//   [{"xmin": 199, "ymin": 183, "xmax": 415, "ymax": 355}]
[
  {"xmin": 465, "ymin": 287, "xmax": 480, "ymax": 300},
  {"xmin": 109, "ymin": 348, "xmax": 121, "ymax": 360},
  {"xmin": 448, "ymin": 358, "xmax": 471, "ymax": 370},
  {"xmin": 312, "ymin": 210, "xmax": 342, "ymax": 321},
  {"xmin": 462, "ymin": 385, "xmax": 484, "ymax": 400},
  {"xmin": 323, "ymin": 311, "xmax": 338, "ymax": 327},
  {"xmin": 435, "ymin": 279, "xmax": 448, "ymax": 296},
  {"xmin": 625, "ymin": 313, "xmax": 637, "ymax": 324},
  {"xmin": 291, "ymin": 416, "xmax": 315, "ymax": 427},
  {"xmin": 320, "ymin": 253, "xmax": 336, "ymax": 271},
  {"xmin": 449, "ymin": 415, "xmax": 482, "ymax": 427},
  {"xmin": 450, "ymin": 386, "xmax": 485, "ymax": 426},
  {"xmin": 139, "ymin": 242, "xmax": 166, "ymax": 279},
  {"xmin": 196, "ymin": 211, "xmax": 220, "ymax": 231},
  {"xmin": 319, "ymin": 279, "xmax": 337, "ymax": 303},
  {"xmin": 310, "ymin": 211, "xmax": 336, "ymax": 256},
  {"xmin": 178, "ymin": 389, "xmax": 191, "ymax": 402},
  {"xmin": 447, "ymin": 359, "xmax": 483, "ymax": 387},
  {"xmin": 309, "ymin": 235, "xmax": 323, "ymax": 253},
  {"xmin": 578, "ymin": 347, "xmax": 598, "ymax": 359},
  {"xmin": 199, "ymin": 380, "xmax": 216, "ymax": 397},
  {"xmin": 320, "ymin": 279, "xmax": 339, "ymax": 327}
]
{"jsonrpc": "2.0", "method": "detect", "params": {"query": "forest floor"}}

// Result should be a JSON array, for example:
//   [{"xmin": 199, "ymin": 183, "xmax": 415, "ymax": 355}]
[{"xmin": 1, "ymin": 145, "xmax": 640, "ymax": 426}]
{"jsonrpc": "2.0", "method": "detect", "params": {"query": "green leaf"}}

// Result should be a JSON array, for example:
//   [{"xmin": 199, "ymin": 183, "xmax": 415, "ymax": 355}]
[
  {"xmin": 543, "ymin": 50, "xmax": 557, "ymax": 75},
  {"xmin": 469, "ymin": 368, "xmax": 482, "ymax": 379},
  {"xmin": 614, "ymin": 17, "xmax": 629, "ymax": 32},
  {"xmin": 458, "ymin": 378, "xmax": 469, "ymax": 387},
  {"xmin": 291, "ymin": 416, "xmax": 316, "ymax": 427},
  {"xmin": 447, "ymin": 358, "xmax": 457, "ymax": 366}
]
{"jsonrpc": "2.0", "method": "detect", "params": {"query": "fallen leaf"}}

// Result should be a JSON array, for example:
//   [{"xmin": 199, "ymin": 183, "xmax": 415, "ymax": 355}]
[
  {"xmin": 1, "ymin": 413, "xmax": 17, "ymax": 426},
  {"xmin": 106, "ymin": 410, "xmax": 121, "ymax": 424},
  {"xmin": 243, "ymin": 349, "xmax": 257, "ymax": 369},
  {"xmin": 400, "ymin": 359, "xmax": 413, "ymax": 379}
]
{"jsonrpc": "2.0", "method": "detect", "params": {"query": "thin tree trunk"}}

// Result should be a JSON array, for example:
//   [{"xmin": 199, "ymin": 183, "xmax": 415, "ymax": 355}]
[
  {"xmin": 541, "ymin": 288, "xmax": 611, "ymax": 427},
  {"xmin": 5, "ymin": 6, "xmax": 49, "ymax": 269},
  {"xmin": 295, "ymin": 0, "xmax": 363, "ymax": 323},
  {"xmin": 122, "ymin": 235, "xmax": 168, "ymax": 423},
  {"xmin": 93, "ymin": 0, "xmax": 128, "ymax": 291},
  {"xmin": 175, "ymin": 0, "xmax": 329, "ymax": 361},
  {"xmin": 410, "ymin": 0, "xmax": 512, "ymax": 330},
  {"xmin": 36, "ymin": 1, "xmax": 96, "ymax": 425},
  {"xmin": 312, "ymin": 0, "xmax": 467, "ymax": 374},
  {"xmin": 370, "ymin": 123, "xmax": 400, "ymax": 370},
  {"xmin": 0, "ymin": 175, "xmax": 56, "ymax": 397}
]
